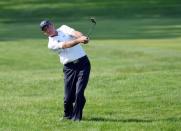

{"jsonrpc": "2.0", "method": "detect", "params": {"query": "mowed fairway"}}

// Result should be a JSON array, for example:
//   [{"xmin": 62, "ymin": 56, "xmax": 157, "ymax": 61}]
[{"xmin": 0, "ymin": 38, "xmax": 181, "ymax": 130}]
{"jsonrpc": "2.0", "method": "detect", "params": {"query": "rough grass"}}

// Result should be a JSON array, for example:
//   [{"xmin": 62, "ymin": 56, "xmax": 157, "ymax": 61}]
[{"xmin": 0, "ymin": 38, "xmax": 181, "ymax": 131}]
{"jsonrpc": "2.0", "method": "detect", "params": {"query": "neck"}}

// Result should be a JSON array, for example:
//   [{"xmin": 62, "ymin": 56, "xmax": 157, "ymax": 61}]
[{"xmin": 50, "ymin": 31, "xmax": 58, "ymax": 37}]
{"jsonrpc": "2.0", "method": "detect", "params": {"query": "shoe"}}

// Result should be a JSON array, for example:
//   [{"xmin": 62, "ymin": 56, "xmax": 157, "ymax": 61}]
[
  {"xmin": 60, "ymin": 116, "xmax": 72, "ymax": 121},
  {"xmin": 71, "ymin": 117, "xmax": 81, "ymax": 122}
]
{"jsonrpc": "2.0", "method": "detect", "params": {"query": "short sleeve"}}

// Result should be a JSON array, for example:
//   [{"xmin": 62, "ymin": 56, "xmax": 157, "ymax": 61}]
[
  {"xmin": 48, "ymin": 37, "xmax": 64, "ymax": 51},
  {"xmin": 58, "ymin": 25, "xmax": 75, "ymax": 35}
]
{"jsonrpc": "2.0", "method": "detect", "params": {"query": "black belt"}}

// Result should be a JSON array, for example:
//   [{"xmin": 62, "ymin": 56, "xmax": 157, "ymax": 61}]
[{"xmin": 65, "ymin": 56, "xmax": 87, "ymax": 65}]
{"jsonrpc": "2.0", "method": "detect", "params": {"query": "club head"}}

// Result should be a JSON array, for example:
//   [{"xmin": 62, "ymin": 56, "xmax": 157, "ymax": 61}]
[{"xmin": 90, "ymin": 17, "xmax": 96, "ymax": 24}]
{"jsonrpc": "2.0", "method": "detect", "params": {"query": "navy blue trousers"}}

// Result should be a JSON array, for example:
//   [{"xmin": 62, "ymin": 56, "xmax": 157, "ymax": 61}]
[{"xmin": 63, "ymin": 56, "xmax": 91, "ymax": 121}]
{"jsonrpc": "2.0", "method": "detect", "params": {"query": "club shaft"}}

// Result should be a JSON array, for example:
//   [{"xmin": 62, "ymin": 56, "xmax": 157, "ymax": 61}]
[{"xmin": 87, "ymin": 24, "xmax": 95, "ymax": 37}]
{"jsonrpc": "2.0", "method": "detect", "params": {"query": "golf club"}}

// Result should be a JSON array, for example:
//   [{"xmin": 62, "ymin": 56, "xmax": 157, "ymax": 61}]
[{"xmin": 87, "ymin": 17, "xmax": 96, "ymax": 37}]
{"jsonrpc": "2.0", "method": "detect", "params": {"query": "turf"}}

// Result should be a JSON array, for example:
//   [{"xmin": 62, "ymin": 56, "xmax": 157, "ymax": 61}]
[
  {"xmin": 0, "ymin": 0, "xmax": 181, "ymax": 131},
  {"xmin": 0, "ymin": 38, "xmax": 181, "ymax": 131}
]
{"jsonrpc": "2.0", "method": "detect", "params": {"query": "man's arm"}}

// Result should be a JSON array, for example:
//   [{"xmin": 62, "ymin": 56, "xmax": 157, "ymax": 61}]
[
  {"xmin": 56, "ymin": 25, "xmax": 89, "ymax": 49},
  {"xmin": 72, "ymin": 31, "xmax": 89, "ymax": 44},
  {"xmin": 48, "ymin": 32, "xmax": 89, "ymax": 51},
  {"xmin": 61, "ymin": 36, "xmax": 88, "ymax": 49},
  {"xmin": 72, "ymin": 31, "xmax": 83, "ymax": 38}
]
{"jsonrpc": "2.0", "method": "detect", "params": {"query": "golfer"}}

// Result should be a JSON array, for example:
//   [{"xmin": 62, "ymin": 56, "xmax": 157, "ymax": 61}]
[{"xmin": 40, "ymin": 20, "xmax": 91, "ymax": 121}]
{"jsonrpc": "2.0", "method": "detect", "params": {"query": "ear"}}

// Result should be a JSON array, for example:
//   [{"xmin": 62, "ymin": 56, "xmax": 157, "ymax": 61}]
[{"xmin": 43, "ymin": 31, "xmax": 48, "ymax": 36}]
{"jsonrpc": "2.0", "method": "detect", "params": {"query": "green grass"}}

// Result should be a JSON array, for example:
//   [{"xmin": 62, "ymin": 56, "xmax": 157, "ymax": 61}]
[
  {"xmin": 1, "ymin": 0, "xmax": 181, "ymax": 23},
  {"xmin": 0, "ymin": 0, "xmax": 181, "ymax": 130},
  {"xmin": 1, "ymin": 18, "xmax": 181, "ymax": 41},
  {"xmin": 0, "ymin": 38, "xmax": 181, "ymax": 131}
]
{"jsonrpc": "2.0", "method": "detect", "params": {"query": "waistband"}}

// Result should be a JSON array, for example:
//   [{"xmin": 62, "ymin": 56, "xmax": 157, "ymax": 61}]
[{"xmin": 64, "ymin": 55, "xmax": 87, "ymax": 66}]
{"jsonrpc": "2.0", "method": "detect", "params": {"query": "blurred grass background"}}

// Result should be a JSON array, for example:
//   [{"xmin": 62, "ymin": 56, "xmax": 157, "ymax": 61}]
[
  {"xmin": 0, "ymin": 0, "xmax": 181, "ymax": 40},
  {"xmin": 1, "ymin": 0, "xmax": 181, "ymax": 21}
]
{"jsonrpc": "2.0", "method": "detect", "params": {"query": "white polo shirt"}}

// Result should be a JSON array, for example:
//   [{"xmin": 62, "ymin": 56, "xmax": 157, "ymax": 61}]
[{"xmin": 48, "ymin": 25, "xmax": 86, "ymax": 65}]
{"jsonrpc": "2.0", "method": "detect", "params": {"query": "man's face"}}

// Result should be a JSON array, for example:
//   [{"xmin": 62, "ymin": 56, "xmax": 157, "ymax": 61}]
[{"xmin": 42, "ymin": 24, "xmax": 56, "ymax": 36}]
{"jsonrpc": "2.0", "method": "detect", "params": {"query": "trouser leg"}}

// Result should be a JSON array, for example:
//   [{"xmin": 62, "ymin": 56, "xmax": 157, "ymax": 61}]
[
  {"xmin": 71, "ymin": 61, "xmax": 91, "ymax": 121},
  {"xmin": 63, "ymin": 67, "xmax": 77, "ymax": 119}
]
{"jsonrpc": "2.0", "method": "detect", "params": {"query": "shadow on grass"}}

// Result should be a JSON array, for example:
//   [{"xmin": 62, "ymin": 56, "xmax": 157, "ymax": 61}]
[{"xmin": 84, "ymin": 117, "xmax": 181, "ymax": 123}]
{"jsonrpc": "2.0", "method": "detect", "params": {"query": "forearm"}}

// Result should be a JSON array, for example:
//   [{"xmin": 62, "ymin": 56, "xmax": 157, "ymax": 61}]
[
  {"xmin": 61, "ymin": 39, "xmax": 79, "ymax": 49},
  {"xmin": 59, "ymin": 35, "xmax": 88, "ymax": 49},
  {"xmin": 72, "ymin": 31, "xmax": 83, "ymax": 38}
]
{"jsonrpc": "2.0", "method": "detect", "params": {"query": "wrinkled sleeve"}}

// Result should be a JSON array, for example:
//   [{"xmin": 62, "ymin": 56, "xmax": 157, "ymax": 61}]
[
  {"xmin": 59, "ymin": 25, "xmax": 75, "ymax": 35},
  {"xmin": 48, "ymin": 38, "xmax": 63, "ymax": 52}
]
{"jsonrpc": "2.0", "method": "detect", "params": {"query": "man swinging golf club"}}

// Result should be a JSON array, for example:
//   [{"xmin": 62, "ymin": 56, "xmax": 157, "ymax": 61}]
[{"xmin": 40, "ymin": 19, "xmax": 91, "ymax": 121}]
